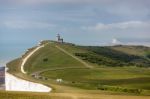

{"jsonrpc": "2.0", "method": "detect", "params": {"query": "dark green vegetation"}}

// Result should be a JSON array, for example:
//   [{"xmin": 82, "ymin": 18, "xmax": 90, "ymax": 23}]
[
  {"xmin": 6, "ymin": 40, "xmax": 150, "ymax": 98},
  {"xmin": 146, "ymin": 52, "xmax": 150, "ymax": 59},
  {"xmin": 75, "ymin": 46, "xmax": 150, "ymax": 67}
]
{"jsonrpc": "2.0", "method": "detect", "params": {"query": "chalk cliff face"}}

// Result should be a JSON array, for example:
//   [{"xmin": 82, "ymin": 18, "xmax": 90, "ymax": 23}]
[
  {"xmin": 3, "ymin": 42, "xmax": 51, "ymax": 92},
  {"xmin": 0, "ymin": 67, "xmax": 5, "ymax": 90},
  {"xmin": 5, "ymin": 72, "xmax": 51, "ymax": 92}
]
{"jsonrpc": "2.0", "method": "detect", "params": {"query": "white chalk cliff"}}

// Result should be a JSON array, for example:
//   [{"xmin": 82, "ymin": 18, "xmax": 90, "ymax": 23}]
[
  {"xmin": 5, "ymin": 42, "xmax": 51, "ymax": 92},
  {"xmin": 5, "ymin": 72, "xmax": 51, "ymax": 92}
]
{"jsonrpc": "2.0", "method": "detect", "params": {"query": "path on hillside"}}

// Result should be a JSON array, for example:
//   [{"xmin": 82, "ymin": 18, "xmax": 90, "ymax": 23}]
[
  {"xmin": 31, "ymin": 67, "xmax": 88, "ymax": 76},
  {"xmin": 21, "ymin": 44, "xmax": 45, "ymax": 74},
  {"xmin": 55, "ymin": 45, "xmax": 93, "ymax": 68},
  {"xmin": 7, "ymin": 42, "xmax": 52, "ymax": 92},
  {"xmin": 31, "ymin": 44, "xmax": 92, "ymax": 76}
]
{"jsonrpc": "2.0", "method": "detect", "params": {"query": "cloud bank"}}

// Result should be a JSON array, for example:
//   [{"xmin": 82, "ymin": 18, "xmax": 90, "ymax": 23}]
[
  {"xmin": 0, "ymin": 0, "xmax": 150, "ymax": 45},
  {"xmin": 2, "ymin": 20, "xmax": 55, "ymax": 29},
  {"xmin": 83, "ymin": 21, "xmax": 150, "ymax": 30}
]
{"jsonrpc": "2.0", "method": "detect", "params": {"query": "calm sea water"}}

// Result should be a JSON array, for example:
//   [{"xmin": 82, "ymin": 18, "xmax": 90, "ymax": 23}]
[{"xmin": 0, "ymin": 41, "xmax": 39, "ymax": 66}]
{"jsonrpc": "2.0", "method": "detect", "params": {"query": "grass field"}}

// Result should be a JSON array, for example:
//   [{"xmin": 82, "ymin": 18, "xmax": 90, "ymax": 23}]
[
  {"xmin": 1, "ymin": 90, "xmax": 150, "ymax": 99},
  {"xmin": 23, "ymin": 42, "xmax": 86, "ymax": 73},
  {"xmin": 5, "ymin": 40, "xmax": 150, "ymax": 99},
  {"xmin": 40, "ymin": 67, "xmax": 150, "ymax": 93}
]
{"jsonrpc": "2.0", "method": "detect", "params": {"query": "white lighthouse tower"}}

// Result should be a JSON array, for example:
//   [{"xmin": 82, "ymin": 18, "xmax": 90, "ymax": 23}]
[{"xmin": 56, "ymin": 34, "xmax": 63, "ymax": 43}]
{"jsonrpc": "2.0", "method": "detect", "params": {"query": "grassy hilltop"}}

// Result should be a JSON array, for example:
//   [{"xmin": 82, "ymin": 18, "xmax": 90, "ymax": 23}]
[{"xmin": 5, "ymin": 40, "xmax": 150, "ymax": 99}]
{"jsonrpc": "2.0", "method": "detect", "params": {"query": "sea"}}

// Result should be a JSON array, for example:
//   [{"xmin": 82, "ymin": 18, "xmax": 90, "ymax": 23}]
[{"xmin": 0, "ymin": 41, "xmax": 39, "ymax": 67}]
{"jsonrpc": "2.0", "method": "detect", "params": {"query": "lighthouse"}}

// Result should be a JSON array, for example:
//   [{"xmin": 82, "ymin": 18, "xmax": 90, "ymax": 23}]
[{"xmin": 57, "ymin": 34, "xmax": 63, "ymax": 43}]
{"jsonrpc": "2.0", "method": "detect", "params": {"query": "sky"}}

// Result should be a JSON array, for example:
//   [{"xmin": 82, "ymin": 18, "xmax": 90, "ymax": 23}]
[{"xmin": 0, "ymin": 0, "xmax": 150, "ymax": 66}]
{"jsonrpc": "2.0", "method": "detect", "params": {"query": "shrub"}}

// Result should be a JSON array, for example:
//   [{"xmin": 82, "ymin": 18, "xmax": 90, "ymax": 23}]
[
  {"xmin": 43, "ymin": 58, "xmax": 48, "ymax": 62},
  {"xmin": 97, "ymin": 85, "xmax": 142, "ymax": 94}
]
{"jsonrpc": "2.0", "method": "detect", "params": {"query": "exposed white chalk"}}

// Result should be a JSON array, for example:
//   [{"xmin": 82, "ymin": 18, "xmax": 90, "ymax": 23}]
[{"xmin": 5, "ymin": 72, "xmax": 51, "ymax": 92}]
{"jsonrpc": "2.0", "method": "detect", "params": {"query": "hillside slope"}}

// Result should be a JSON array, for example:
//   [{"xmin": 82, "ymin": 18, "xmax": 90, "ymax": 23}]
[
  {"xmin": 22, "ymin": 41, "xmax": 90, "ymax": 74},
  {"xmin": 77, "ymin": 45, "xmax": 150, "ymax": 67},
  {"xmin": 6, "ymin": 40, "xmax": 150, "ymax": 98}
]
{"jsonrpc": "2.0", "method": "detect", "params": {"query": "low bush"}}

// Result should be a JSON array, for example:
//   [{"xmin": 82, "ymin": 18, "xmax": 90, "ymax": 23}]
[
  {"xmin": 75, "ymin": 52, "xmax": 150, "ymax": 67},
  {"xmin": 43, "ymin": 58, "xmax": 48, "ymax": 62},
  {"xmin": 97, "ymin": 85, "xmax": 142, "ymax": 94}
]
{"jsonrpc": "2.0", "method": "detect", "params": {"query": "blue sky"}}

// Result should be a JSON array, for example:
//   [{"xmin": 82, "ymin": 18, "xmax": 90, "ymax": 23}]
[
  {"xmin": 0, "ymin": 0, "xmax": 150, "ymax": 46},
  {"xmin": 0, "ymin": 0, "xmax": 150, "ymax": 66}
]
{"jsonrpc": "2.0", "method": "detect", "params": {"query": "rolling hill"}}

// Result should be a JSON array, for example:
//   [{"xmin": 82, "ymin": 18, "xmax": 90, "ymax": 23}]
[{"xmin": 5, "ymin": 40, "xmax": 150, "ymax": 99}]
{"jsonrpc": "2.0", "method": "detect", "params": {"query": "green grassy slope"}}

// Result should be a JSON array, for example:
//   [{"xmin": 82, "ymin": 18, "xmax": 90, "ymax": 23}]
[
  {"xmin": 6, "ymin": 40, "xmax": 150, "ymax": 98},
  {"xmin": 40, "ymin": 67, "xmax": 150, "ymax": 94},
  {"xmin": 77, "ymin": 46, "xmax": 150, "ymax": 67},
  {"xmin": 24, "ymin": 42, "xmax": 86, "ymax": 73}
]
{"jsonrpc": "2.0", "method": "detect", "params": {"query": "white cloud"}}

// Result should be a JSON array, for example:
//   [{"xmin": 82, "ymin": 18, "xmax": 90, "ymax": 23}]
[
  {"xmin": 126, "ymin": 42, "xmax": 150, "ymax": 47},
  {"xmin": 3, "ymin": 0, "xmax": 107, "ymax": 5},
  {"xmin": 109, "ymin": 38, "xmax": 150, "ymax": 47},
  {"xmin": 83, "ymin": 21, "xmax": 150, "ymax": 31},
  {"xmin": 4, "ymin": 0, "xmax": 150, "ymax": 5},
  {"xmin": 3, "ymin": 20, "xmax": 55, "ymax": 29},
  {"xmin": 111, "ymin": 38, "xmax": 122, "ymax": 45}
]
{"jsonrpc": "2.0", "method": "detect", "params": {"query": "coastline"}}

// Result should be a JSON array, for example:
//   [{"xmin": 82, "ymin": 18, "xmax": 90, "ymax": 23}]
[{"xmin": 5, "ymin": 41, "xmax": 52, "ymax": 92}]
